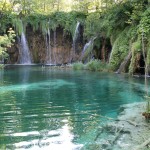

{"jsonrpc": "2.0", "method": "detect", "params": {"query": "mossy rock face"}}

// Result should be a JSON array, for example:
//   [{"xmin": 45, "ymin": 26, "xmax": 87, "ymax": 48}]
[
  {"xmin": 26, "ymin": 26, "xmax": 73, "ymax": 64},
  {"xmin": 109, "ymin": 27, "xmax": 132, "ymax": 71},
  {"xmin": 8, "ymin": 24, "xmax": 83, "ymax": 64}
]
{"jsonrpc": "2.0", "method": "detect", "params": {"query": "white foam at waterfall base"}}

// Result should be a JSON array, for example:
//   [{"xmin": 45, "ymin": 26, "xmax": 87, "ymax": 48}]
[{"xmin": 20, "ymin": 32, "xmax": 32, "ymax": 64}]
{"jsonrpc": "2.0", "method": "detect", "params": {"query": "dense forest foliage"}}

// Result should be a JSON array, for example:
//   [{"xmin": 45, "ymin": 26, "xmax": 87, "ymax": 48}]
[{"xmin": 0, "ymin": 0, "xmax": 150, "ymax": 74}]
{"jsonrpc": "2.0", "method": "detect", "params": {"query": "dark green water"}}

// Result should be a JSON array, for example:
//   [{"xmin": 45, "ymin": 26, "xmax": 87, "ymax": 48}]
[{"xmin": 0, "ymin": 66, "xmax": 146, "ymax": 149}]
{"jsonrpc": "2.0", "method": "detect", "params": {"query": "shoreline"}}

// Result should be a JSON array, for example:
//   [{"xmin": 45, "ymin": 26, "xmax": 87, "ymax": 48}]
[
  {"xmin": 95, "ymin": 102, "xmax": 150, "ymax": 150},
  {"xmin": 3, "ymin": 64, "xmax": 148, "ymax": 78}
]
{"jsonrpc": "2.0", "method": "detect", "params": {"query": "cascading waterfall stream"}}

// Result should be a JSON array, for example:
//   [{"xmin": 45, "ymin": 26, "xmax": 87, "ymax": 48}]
[
  {"xmin": 81, "ymin": 40, "xmax": 93, "ymax": 62},
  {"xmin": 109, "ymin": 49, "xmax": 113, "ymax": 63},
  {"xmin": 82, "ymin": 41, "xmax": 92, "ymax": 54},
  {"xmin": 0, "ymin": 56, "xmax": 4, "ymax": 64},
  {"xmin": 19, "ymin": 22, "xmax": 32, "ymax": 64},
  {"xmin": 81, "ymin": 37, "xmax": 96, "ymax": 62},
  {"xmin": 73, "ymin": 22, "xmax": 80, "ymax": 53},
  {"xmin": 53, "ymin": 30, "xmax": 57, "ymax": 64},
  {"xmin": 70, "ymin": 22, "xmax": 80, "ymax": 63},
  {"xmin": 45, "ymin": 28, "xmax": 52, "ymax": 64}
]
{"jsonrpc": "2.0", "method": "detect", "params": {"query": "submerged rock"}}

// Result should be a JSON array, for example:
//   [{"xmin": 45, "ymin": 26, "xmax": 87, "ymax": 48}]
[{"xmin": 95, "ymin": 102, "xmax": 150, "ymax": 150}]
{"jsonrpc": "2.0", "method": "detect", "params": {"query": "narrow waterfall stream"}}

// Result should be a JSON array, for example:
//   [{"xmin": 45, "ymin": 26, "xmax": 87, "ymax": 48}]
[
  {"xmin": 53, "ymin": 30, "xmax": 57, "ymax": 64},
  {"xmin": 73, "ymin": 22, "xmax": 80, "ymax": 53},
  {"xmin": 81, "ymin": 39, "xmax": 94, "ymax": 62},
  {"xmin": 19, "ymin": 23, "xmax": 32, "ymax": 64},
  {"xmin": 70, "ymin": 22, "xmax": 80, "ymax": 63},
  {"xmin": 45, "ymin": 28, "xmax": 52, "ymax": 64}
]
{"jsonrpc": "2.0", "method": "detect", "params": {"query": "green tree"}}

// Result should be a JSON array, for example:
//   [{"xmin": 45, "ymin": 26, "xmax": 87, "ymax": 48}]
[{"xmin": 0, "ymin": 28, "xmax": 15, "ymax": 64}]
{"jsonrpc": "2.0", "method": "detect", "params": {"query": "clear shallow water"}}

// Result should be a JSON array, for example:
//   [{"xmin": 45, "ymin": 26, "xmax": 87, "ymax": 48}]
[{"xmin": 0, "ymin": 66, "xmax": 147, "ymax": 149}]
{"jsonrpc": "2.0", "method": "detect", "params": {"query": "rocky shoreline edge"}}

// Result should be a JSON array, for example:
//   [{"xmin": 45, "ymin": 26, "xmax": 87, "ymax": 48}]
[{"xmin": 94, "ymin": 102, "xmax": 150, "ymax": 150}]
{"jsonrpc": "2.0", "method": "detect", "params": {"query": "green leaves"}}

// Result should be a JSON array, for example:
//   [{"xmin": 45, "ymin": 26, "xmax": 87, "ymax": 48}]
[
  {"xmin": 138, "ymin": 8, "xmax": 150, "ymax": 38},
  {"xmin": 72, "ymin": 60, "xmax": 109, "ymax": 71},
  {"xmin": 109, "ymin": 27, "xmax": 133, "ymax": 71},
  {"xmin": 0, "ymin": 28, "xmax": 16, "ymax": 60},
  {"xmin": 84, "ymin": 12, "xmax": 101, "ymax": 38}
]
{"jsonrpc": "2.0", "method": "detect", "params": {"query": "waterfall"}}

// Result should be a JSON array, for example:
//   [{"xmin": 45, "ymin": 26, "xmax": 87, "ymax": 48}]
[
  {"xmin": 109, "ymin": 49, "xmax": 113, "ymax": 63},
  {"xmin": 0, "ymin": 56, "xmax": 4, "ymax": 64},
  {"xmin": 82, "ymin": 40, "xmax": 92, "ymax": 55},
  {"xmin": 45, "ymin": 28, "xmax": 52, "ymax": 64},
  {"xmin": 81, "ymin": 40, "xmax": 93, "ymax": 62},
  {"xmin": 53, "ymin": 30, "xmax": 57, "ymax": 64},
  {"xmin": 81, "ymin": 37, "xmax": 96, "ymax": 62},
  {"xmin": 19, "ymin": 22, "xmax": 31, "ymax": 64},
  {"xmin": 73, "ymin": 22, "xmax": 80, "ymax": 52},
  {"xmin": 70, "ymin": 22, "xmax": 80, "ymax": 63}
]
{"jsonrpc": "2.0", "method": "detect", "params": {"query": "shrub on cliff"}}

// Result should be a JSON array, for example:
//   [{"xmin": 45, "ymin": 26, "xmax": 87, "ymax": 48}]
[
  {"xmin": 85, "ymin": 59, "xmax": 109, "ymax": 71},
  {"xmin": 72, "ymin": 60, "xmax": 109, "ymax": 72},
  {"xmin": 72, "ymin": 62, "xmax": 84, "ymax": 70}
]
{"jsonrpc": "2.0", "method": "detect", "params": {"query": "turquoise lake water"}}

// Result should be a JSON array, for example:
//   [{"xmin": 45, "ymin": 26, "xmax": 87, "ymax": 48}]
[{"xmin": 0, "ymin": 66, "xmax": 147, "ymax": 149}]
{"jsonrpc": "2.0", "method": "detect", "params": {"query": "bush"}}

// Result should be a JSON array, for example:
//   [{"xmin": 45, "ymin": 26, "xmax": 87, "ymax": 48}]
[
  {"xmin": 85, "ymin": 59, "xmax": 107, "ymax": 71},
  {"xmin": 72, "ymin": 60, "xmax": 110, "ymax": 72},
  {"xmin": 72, "ymin": 62, "xmax": 84, "ymax": 70},
  {"xmin": 0, "ymin": 28, "xmax": 16, "ymax": 61}
]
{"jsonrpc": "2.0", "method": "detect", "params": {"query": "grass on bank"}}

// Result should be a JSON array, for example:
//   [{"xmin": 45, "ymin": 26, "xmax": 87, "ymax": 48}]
[{"xmin": 72, "ymin": 60, "xmax": 111, "ymax": 72}]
